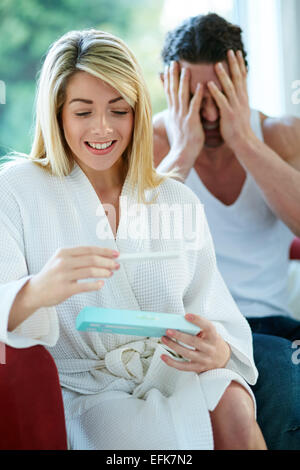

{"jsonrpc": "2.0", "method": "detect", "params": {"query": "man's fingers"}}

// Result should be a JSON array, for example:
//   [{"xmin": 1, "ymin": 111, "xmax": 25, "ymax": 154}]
[
  {"xmin": 164, "ymin": 65, "xmax": 171, "ymax": 107},
  {"xmin": 237, "ymin": 50, "xmax": 247, "ymax": 78},
  {"xmin": 207, "ymin": 81, "xmax": 230, "ymax": 113},
  {"xmin": 227, "ymin": 50, "xmax": 244, "ymax": 96},
  {"xmin": 214, "ymin": 62, "xmax": 238, "ymax": 106},
  {"xmin": 178, "ymin": 67, "xmax": 190, "ymax": 114},
  {"xmin": 169, "ymin": 61, "xmax": 179, "ymax": 109},
  {"xmin": 189, "ymin": 83, "xmax": 203, "ymax": 116}
]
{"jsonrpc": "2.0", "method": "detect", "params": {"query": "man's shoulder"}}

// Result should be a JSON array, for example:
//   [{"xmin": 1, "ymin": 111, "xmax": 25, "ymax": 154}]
[
  {"xmin": 260, "ymin": 111, "xmax": 300, "ymax": 168},
  {"xmin": 153, "ymin": 110, "xmax": 170, "ymax": 166}
]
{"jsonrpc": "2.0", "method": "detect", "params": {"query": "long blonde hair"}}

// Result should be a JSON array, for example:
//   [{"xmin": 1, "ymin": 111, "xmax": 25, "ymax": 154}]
[{"xmin": 11, "ymin": 30, "xmax": 175, "ymax": 202}]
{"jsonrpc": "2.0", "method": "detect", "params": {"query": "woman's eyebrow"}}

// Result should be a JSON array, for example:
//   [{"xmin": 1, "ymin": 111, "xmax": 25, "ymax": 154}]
[
  {"xmin": 68, "ymin": 96, "xmax": 124, "ymax": 105},
  {"xmin": 109, "ymin": 96, "xmax": 124, "ymax": 104},
  {"xmin": 68, "ymin": 98, "xmax": 93, "ymax": 105}
]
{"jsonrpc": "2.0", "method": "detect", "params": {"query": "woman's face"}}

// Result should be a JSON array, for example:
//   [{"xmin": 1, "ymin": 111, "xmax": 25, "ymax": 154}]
[{"xmin": 61, "ymin": 71, "xmax": 134, "ymax": 174}]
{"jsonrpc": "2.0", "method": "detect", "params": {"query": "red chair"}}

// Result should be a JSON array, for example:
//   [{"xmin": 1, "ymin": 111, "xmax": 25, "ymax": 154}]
[
  {"xmin": 290, "ymin": 238, "xmax": 300, "ymax": 260},
  {"xmin": 0, "ymin": 345, "xmax": 67, "ymax": 450}
]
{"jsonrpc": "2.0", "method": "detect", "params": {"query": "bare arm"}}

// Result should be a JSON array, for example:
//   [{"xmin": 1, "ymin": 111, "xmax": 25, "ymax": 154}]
[
  {"xmin": 208, "ymin": 50, "xmax": 300, "ymax": 236},
  {"xmin": 231, "ymin": 118, "xmax": 300, "ymax": 237},
  {"xmin": 153, "ymin": 62, "xmax": 204, "ymax": 181},
  {"xmin": 8, "ymin": 247, "xmax": 120, "ymax": 331},
  {"xmin": 235, "ymin": 142, "xmax": 300, "ymax": 236}
]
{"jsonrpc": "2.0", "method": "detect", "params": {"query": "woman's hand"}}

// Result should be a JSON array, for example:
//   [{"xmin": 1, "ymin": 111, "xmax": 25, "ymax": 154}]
[
  {"xmin": 207, "ymin": 50, "xmax": 256, "ymax": 152},
  {"xmin": 163, "ymin": 61, "xmax": 205, "ymax": 166},
  {"xmin": 27, "ymin": 246, "xmax": 120, "ymax": 309},
  {"xmin": 161, "ymin": 314, "xmax": 231, "ymax": 373}
]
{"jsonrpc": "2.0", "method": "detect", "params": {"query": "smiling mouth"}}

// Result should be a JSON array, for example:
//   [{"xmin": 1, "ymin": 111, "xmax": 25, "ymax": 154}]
[{"xmin": 86, "ymin": 141, "xmax": 115, "ymax": 149}]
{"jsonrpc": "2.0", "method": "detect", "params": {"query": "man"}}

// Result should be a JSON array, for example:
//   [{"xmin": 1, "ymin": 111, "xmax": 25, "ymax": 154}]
[{"xmin": 153, "ymin": 13, "xmax": 300, "ymax": 450}]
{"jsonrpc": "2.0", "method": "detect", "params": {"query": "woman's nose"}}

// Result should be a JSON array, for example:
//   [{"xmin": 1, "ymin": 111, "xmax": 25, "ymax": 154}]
[{"xmin": 91, "ymin": 113, "xmax": 113, "ymax": 134}]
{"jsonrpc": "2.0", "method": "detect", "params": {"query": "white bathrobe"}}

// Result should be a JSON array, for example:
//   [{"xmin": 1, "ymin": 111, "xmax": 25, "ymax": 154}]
[{"xmin": 0, "ymin": 159, "xmax": 257, "ymax": 450}]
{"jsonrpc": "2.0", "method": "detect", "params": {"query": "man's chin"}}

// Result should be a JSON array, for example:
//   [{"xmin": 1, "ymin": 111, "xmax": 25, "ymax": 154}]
[{"xmin": 204, "ymin": 137, "xmax": 225, "ymax": 149}]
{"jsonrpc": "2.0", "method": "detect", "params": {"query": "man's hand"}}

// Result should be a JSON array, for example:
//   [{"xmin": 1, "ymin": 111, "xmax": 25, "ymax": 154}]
[
  {"xmin": 164, "ymin": 61, "xmax": 205, "ymax": 167},
  {"xmin": 208, "ymin": 50, "xmax": 257, "ymax": 151},
  {"xmin": 160, "ymin": 314, "xmax": 231, "ymax": 373}
]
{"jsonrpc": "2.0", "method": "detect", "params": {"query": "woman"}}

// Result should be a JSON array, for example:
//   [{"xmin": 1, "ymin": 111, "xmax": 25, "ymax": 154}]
[{"xmin": 0, "ymin": 29, "xmax": 266, "ymax": 450}]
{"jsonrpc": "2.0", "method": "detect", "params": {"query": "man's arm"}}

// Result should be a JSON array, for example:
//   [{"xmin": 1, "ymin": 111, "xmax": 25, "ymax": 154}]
[
  {"xmin": 230, "ymin": 113, "xmax": 300, "ymax": 237},
  {"xmin": 261, "ymin": 114, "xmax": 300, "ymax": 171},
  {"xmin": 153, "ymin": 63, "xmax": 204, "ymax": 181},
  {"xmin": 207, "ymin": 51, "xmax": 300, "ymax": 237},
  {"xmin": 153, "ymin": 111, "xmax": 171, "ymax": 167}
]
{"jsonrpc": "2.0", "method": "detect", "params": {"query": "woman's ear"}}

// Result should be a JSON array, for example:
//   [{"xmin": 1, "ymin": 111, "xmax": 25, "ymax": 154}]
[{"xmin": 159, "ymin": 72, "xmax": 164, "ymax": 85}]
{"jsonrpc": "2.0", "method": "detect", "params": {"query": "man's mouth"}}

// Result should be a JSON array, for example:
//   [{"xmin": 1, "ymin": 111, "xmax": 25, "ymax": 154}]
[{"xmin": 203, "ymin": 123, "xmax": 219, "ymax": 131}]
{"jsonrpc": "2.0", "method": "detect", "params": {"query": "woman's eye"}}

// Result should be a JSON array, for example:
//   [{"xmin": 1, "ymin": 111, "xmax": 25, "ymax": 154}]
[
  {"xmin": 75, "ymin": 112, "xmax": 91, "ymax": 116},
  {"xmin": 112, "ymin": 111, "xmax": 129, "ymax": 115}
]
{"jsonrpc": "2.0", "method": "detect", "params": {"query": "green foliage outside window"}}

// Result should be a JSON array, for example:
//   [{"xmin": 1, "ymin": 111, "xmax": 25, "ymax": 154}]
[{"xmin": 0, "ymin": 0, "xmax": 166, "ymax": 161}]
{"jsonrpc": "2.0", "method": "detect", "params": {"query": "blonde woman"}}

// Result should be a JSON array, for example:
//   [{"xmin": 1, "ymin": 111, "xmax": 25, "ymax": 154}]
[{"xmin": 0, "ymin": 30, "xmax": 266, "ymax": 450}]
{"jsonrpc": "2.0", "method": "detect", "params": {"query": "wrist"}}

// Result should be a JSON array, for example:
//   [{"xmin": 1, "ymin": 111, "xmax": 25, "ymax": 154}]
[
  {"xmin": 24, "ymin": 276, "xmax": 44, "ymax": 311},
  {"xmin": 160, "ymin": 148, "xmax": 195, "ymax": 181},
  {"xmin": 230, "ymin": 131, "xmax": 259, "ymax": 156},
  {"xmin": 222, "ymin": 342, "xmax": 231, "ymax": 367},
  {"xmin": 8, "ymin": 278, "xmax": 41, "ymax": 331},
  {"xmin": 172, "ymin": 145, "xmax": 201, "ymax": 169},
  {"xmin": 218, "ymin": 336, "xmax": 231, "ymax": 368}
]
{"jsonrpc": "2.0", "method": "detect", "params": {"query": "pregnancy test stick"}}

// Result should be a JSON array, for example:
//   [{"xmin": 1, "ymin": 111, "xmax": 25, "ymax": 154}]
[
  {"xmin": 78, "ymin": 251, "xmax": 182, "ymax": 282},
  {"xmin": 118, "ymin": 251, "xmax": 180, "ymax": 262}
]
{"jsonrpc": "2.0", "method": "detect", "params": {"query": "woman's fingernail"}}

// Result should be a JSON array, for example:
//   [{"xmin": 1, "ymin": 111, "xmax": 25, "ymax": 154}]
[
  {"xmin": 166, "ymin": 329, "xmax": 175, "ymax": 336},
  {"xmin": 185, "ymin": 314, "xmax": 195, "ymax": 321}
]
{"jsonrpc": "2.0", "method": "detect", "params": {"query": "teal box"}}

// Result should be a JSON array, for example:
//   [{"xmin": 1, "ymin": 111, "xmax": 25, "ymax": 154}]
[{"xmin": 76, "ymin": 307, "xmax": 200, "ymax": 337}]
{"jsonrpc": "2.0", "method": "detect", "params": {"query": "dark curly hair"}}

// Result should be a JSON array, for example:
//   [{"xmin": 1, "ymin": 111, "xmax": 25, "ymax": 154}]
[{"xmin": 161, "ymin": 13, "xmax": 248, "ymax": 69}]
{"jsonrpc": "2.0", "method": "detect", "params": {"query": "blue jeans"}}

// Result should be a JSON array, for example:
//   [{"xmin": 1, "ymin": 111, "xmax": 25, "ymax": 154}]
[{"xmin": 247, "ymin": 316, "xmax": 300, "ymax": 450}]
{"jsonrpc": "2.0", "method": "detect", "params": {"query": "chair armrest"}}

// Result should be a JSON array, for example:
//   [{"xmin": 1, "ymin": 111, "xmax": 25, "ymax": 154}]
[{"xmin": 0, "ymin": 345, "xmax": 67, "ymax": 450}]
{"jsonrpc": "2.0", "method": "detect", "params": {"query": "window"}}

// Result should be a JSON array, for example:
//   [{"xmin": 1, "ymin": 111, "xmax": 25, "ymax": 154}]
[{"xmin": 161, "ymin": 0, "xmax": 236, "ymax": 30}]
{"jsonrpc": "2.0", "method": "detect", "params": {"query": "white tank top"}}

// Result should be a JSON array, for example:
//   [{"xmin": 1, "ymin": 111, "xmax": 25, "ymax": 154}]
[{"xmin": 185, "ymin": 109, "xmax": 294, "ymax": 318}]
